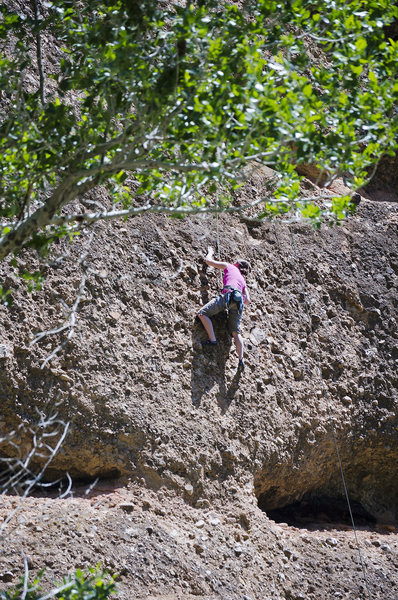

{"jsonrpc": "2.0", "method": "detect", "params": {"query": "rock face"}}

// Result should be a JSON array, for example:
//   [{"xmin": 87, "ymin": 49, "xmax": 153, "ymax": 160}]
[
  {"xmin": 1, "ymin": 193, "xmax": 398, "ymax": 598},
  {"xmin": 363, "ymin": 153, "xmax": 398, "ymax": 203}
]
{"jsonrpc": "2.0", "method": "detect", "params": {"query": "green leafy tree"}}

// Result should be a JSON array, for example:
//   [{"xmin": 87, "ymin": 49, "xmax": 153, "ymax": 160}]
[{"xmin": 0, "ymin": 0, "xmax": 397, "ymax": 261}]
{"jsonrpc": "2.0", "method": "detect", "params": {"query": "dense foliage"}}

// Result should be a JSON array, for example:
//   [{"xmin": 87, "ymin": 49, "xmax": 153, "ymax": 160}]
[{"xmin": 0, "ymin": 0, "xmax": 397, "ymax": 262}]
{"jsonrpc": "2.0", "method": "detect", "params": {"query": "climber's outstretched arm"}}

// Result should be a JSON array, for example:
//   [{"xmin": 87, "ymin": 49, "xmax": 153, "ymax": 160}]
[{"xmin": 204, "ymin": 246, "xmax": 229, "ymax": 270}]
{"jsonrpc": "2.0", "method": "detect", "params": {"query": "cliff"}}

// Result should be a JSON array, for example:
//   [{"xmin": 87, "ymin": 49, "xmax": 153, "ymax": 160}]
[{"xmin": 1, "ymin": 173, "xmax": 398, "ymax": 598}]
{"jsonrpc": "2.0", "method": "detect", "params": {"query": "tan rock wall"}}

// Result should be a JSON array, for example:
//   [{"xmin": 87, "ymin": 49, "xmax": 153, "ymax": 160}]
[{"xmin": 1, "ymin": 198, "xmax": 398, "ymax": 523}]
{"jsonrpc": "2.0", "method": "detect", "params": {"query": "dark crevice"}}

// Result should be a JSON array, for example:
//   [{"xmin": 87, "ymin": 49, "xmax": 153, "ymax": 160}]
[
  {"xmin": 260, "ymin": 494, "xmax": 377, "ymax": 529},
  {"xmin": 30, "ymin": 470, "xmax": 124, "ymax": 499}
]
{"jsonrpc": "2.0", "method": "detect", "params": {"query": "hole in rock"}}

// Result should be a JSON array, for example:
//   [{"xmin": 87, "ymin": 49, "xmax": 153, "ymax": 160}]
[
  {"xmin": 261, "ymin": 495, "xmax": 377, "ymax": 529},
  {"xmin": 254, "ymin": 441, "xmax": 398, "ymax": 527}
]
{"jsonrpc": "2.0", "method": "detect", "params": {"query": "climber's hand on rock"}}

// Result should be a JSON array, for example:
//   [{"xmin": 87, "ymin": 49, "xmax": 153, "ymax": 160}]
[{"xmin": 206, "ymin": 246, "xmax": 214, "ymax": 258}]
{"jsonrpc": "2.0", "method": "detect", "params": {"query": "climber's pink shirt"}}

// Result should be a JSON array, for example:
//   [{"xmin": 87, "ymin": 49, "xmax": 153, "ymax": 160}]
[{"xmin": 222, "ymin": 264, "xmax": 246, "ymax": 295}]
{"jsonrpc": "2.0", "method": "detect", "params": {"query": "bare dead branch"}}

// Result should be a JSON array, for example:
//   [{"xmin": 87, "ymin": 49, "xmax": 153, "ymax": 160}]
[
  {"xmin": 166, "ymin": 258, "xmax": 183, "ymax": 281},
  {"xmin": 58, "ymin": 472, "xmax": 73, "ymax": 499},
  {"xmin": 29, "ymin": 233, "xmax": 94, "ymax": 369},
  {"xmin": 0, "ymin": 410, "xmax": 70, "ymax": 537}
]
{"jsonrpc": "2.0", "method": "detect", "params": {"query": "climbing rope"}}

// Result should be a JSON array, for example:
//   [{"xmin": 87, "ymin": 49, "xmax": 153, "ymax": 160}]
[
  {"xmin": 287, "ymin": 225, "xmax": 371, "ymax": 600},
  {"xmin": 211, "ymin": 203, "xmax": 371, "ymax": 595},
  {"xmin": 215, "ymin": 193, "xmax": 223, "ymax": 286},
  {"xmin": 215, "ymin": 193, "xmax": 221, "ymax": 257}
]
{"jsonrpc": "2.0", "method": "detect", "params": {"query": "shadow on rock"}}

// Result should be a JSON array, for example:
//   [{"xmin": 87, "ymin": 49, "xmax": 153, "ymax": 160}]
[
  {"xmin": 191, "ymin": 313, "xmax": 233, "ymax": 408},
  {"xmin": 218, "ymin": 368, "xmax": 243, "ymax": 414}
]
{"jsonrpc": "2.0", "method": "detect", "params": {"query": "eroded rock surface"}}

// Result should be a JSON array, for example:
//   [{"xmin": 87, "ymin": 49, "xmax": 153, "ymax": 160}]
[{"xmin": 1, "ymin": 194, "xmax": 398, "ymax": 599}]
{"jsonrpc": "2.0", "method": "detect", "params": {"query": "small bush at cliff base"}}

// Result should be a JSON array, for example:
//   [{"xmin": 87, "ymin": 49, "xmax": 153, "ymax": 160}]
[{"xmin": 0, "ymin": 566, "xmax": 117, "ymax": 600}]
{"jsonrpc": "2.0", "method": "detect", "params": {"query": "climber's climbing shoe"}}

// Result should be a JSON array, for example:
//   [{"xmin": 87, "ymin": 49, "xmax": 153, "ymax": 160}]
[
  {"xmin": 201, "ymin": 340, "xmax": 218, "ymax": 347},
  {"xmin": 238, "ymin": 359, "xmax": 245, "ymax": 370}
]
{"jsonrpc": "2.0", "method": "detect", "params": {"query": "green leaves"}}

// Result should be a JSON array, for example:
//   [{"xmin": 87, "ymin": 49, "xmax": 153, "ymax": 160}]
[
  {"xmin": 0, "ymin": 566, "xmax": 116, "ymax": 600},
  {"xmin": 0, "ymin": 286, "xmax": 13, "ymax": 306},
  {"xmin": 19, "ymin": 269, "xmax": 45, "ymax": 292},
  {"xmin": 0, "ymin": 0, "xmax": 397, "ymax": 260}
]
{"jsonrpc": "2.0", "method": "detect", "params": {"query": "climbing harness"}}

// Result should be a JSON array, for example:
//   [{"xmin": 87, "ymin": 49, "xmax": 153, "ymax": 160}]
[
  {"xmin": 287, "ymin": 225, "xmax": 372, "ymax": 600},
  {"xmin": 222, "ymin": 285, "xmax": 244, "ymax": 312}
]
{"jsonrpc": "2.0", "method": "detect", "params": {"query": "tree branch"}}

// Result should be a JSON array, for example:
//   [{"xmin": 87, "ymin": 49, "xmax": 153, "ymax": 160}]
[
  {"xmin": 0, "ymin": 159, "xmax": 235, "ymax": 259},
  {"xmin": 29, "ymin": 233, "xmax": 94, "ymax": 369},
  {"xmin": 0, "ymin": 173, "xmax": 97, "ymax": 260},
  {"xmin": 0, "ymin": 411, "xmax": 70, "ymax": 537},
  {"xmin": 32, "ymin": 0, "xmax": 45, "ymax": 105},
  {"xmin": 49, "ymin": 194, "xmax": 268, "ymax": 226}
]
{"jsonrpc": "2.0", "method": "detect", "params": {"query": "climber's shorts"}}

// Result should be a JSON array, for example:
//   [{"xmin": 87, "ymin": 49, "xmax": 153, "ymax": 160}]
[{"xmin": 198, "ymin": 293, "xmax": 242, "ymax": 334}]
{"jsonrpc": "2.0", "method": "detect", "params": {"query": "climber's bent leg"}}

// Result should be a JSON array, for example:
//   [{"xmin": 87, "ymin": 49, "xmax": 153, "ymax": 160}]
[
  {"xmin": 232, "ymin": 331, "xmax": 244, "ymax": 361},
  {"xmin": 198, "ymin": 294, "xmax": 227, "ymax": 343},
  {"xmin": 198, "ymin": 314, "xmax": 217, "ymax": 343}
]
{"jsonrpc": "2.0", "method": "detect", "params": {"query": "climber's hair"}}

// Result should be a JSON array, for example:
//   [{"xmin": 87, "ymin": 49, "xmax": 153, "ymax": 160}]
[{"xmin": 235, "ymin": 259, "xmax": 250, "ymax": 276}]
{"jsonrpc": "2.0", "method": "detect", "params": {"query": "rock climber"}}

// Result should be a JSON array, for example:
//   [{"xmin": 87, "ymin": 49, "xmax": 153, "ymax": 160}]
[{"xmin": 197, "ymin": 246, "xmax": 251, "ymax": 370}]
